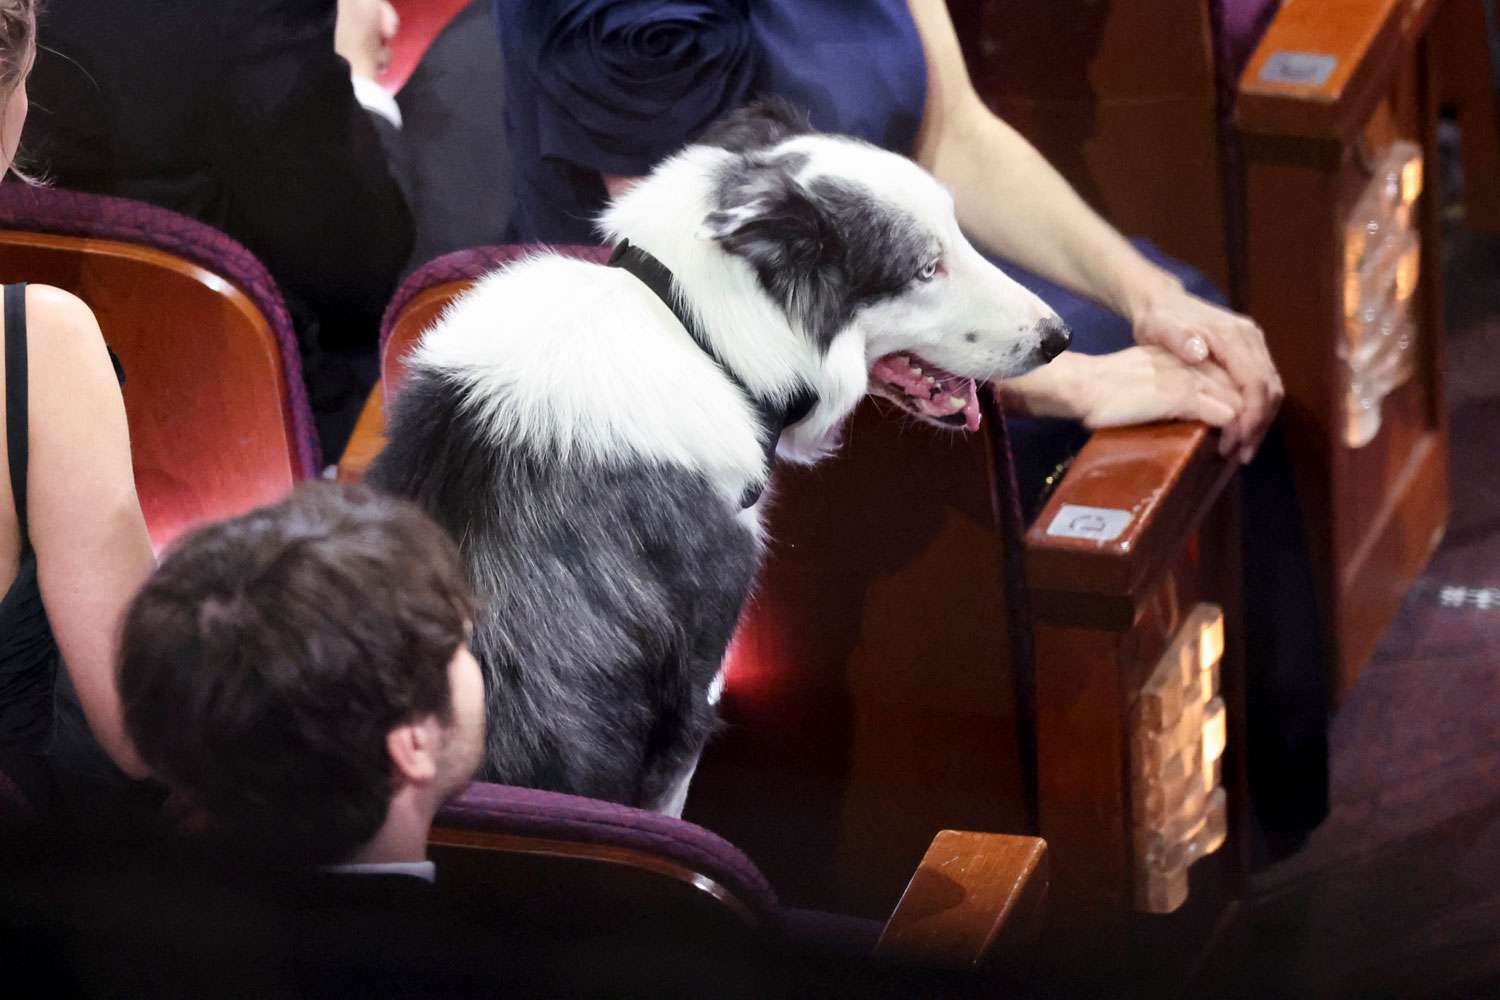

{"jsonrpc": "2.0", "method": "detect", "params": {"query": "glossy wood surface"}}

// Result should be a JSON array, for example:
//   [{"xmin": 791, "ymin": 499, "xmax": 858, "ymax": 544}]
[
  {"xmin": 336, "ymin": 387, "xmax": 385, "ymax": 483},
  {"xmin": 1239, "ymin": 0, "xmax": 1443, "ymax": 148},
  {"xmin": 381, "ymin": 281, "xmax": 465, "ymax": 400},
  {"xmin": 0, "ymin": 231, "xmax": 300, "ymax": 548},
  {"xmin": 1238, "ymin": 4, "xmax": 1450, "ymax": 697},
  {"xmin": 876, "ymin": 831, "xmax": 1048, "ymax": 971},
  {"xmin": 1025, "ymin": 422, "xmax": 1237, "ymax": 628},
  {"xmin": 1028, "ymin": 486, "xmax": 1247, "ymax": 997},
  {"xmin": 965, "ymin": 0, "xmax": 1454, "ymax": 701},
  {"xmin": 336, "ymin": 280, "xmax": 461, "ymax": 483}
]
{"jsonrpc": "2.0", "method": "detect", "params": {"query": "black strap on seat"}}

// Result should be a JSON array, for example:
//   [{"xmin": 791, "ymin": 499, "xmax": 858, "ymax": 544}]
[
  {"xmin": 5, "ymin": 283, "xmax": 28, "ymax": 547},
  {"xmin": 607, "ymin": 240, "xmax": 817, "ymax": 508}
]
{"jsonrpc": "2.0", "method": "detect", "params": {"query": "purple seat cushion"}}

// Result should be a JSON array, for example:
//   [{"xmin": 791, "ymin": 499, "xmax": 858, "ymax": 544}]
[
  {"xmin": 437, "ymin": 781, "xmax": 779, "ymax": 920},
  {"xmin": 0, "ymin": 185, "xmax": 321, "ymax": 477},
  {"xmin": 1212, "ymin": 0, "xmax": 1283, "ymax": 85},
  {"xmin": 777, "ymin": 905, "xmax": 885, "ymax": 959},
  {"xmin": 380, "ymin": 244, "xmax": 612, "ymax": 362}
]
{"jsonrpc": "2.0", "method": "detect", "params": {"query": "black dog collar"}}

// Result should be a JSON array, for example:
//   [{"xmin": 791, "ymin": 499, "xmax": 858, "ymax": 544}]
[{"xmin": 608, "ymin": 240, "xmax": 817, "ymax": 508}]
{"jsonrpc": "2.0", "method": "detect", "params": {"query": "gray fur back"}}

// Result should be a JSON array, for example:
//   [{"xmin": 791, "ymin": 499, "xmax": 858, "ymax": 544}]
[{"xmin": 367, "ymin": 368, "xmax": 759, "ymax": 807}]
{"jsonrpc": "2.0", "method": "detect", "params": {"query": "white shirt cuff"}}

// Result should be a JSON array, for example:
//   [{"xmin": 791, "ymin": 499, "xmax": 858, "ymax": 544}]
[{"xmin": 351, "ymin": 74, "xmax": 403, "ymax": 130}]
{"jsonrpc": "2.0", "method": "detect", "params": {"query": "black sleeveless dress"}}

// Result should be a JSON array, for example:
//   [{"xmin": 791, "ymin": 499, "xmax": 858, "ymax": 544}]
[{"xmin": 0, "ymin": 284, "xmax": 60, "ymax": 810}]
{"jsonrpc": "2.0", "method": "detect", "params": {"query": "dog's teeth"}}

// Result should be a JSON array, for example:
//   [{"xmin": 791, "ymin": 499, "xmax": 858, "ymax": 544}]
[
  {"xmin": 949, "ymin": 396, "xmax": 967, "ymax": 410},
  {"xmin": 910, "ymin": 366, "xmax": 922, "ymax": 375}
]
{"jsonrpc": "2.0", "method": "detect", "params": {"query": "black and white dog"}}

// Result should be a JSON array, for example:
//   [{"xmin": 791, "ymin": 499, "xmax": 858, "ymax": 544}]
[{"xmin": 368, "ymin": 102, "xmax": 1069, "ymax": 815}]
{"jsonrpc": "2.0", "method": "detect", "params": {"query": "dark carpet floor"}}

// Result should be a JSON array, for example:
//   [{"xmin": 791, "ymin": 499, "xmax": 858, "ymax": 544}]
[{"xmin": 1194, "ymin": 202, "xmax": 1500, "ymax": 999}]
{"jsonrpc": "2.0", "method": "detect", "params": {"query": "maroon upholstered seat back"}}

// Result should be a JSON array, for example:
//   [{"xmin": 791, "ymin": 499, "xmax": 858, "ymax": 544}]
[{"xmin": 434, "ymin": 781, "xmax": 779, "ymax": 921}]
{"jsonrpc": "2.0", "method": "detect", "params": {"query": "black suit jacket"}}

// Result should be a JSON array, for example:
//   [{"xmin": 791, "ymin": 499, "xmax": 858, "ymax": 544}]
[{"xmin": 23, "ymin": 0, "xmax": 413, "ymax": 348}]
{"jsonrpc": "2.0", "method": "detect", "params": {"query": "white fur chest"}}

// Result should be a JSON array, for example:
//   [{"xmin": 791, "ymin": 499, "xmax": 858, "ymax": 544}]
[{"xmin": 411, "ymin": 255, "xmax": 773, "ymax": 509}]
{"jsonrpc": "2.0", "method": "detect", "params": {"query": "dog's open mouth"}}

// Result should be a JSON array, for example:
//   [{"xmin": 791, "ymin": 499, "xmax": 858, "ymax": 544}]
[{"xmin": 868, "ymin": 353, "xmax": 982, "ymax": 431}]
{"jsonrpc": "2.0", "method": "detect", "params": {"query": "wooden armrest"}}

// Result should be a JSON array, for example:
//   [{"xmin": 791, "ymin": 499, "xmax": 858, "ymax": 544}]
[
  {"xmin": 1238, "ymin": 0, "xmax": 1442, "ymax": 145},
  {"xmin": 875, "ymin": 831, "xmax": 1048, "ymax": 972},
  {"xmin": 336, "ymin": 384, "xmax": 388, "ymax": 484},
  {"xmin": 1024, "ymin": 422, "xmax": 1235, "ymax": 629}
]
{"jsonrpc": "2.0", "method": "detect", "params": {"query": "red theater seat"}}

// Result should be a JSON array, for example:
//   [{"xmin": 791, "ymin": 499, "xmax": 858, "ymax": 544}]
[{"xmin": 0, "ymin": 187, "xmax": 319, "ymax": 548}]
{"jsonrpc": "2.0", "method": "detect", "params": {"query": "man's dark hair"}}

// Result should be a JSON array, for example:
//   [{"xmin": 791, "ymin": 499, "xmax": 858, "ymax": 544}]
[{"xmin": 118, "ymin": 482, "xmax": 475, "ymax": 864}]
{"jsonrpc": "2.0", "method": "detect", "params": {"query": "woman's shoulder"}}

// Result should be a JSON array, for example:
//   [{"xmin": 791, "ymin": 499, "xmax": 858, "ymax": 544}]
[
  {"xmin": 20, "ymin": 285, "xmax": 114, "ymax": 377},
  {"xmin": 24, "ymin": 284, "xmax": 100, "ymax": 333},
  {"xmin": 14, "ymin": 286, "xmax": 124, "ymax": 427}
]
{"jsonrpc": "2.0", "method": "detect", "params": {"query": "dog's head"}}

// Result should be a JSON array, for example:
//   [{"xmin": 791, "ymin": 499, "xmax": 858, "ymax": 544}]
[{"xmin": 695, "ymin": 100, "xmax": 1070, "ymax": 432}]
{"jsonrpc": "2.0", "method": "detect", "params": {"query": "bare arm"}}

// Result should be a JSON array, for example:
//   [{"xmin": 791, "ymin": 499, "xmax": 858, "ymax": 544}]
[
  {"xmin": 907, "ymin": 0, "xmax": 1175, "ymax": 319},
  {"xmin": 26, "ymin": 286, "xmax": 154, "ymax": 778},
  {"xmin": 997, "ymin": 347, "xmax": 1243, "ymax": 431},
  {"xmin": 905, "ymin": 0, "xmax": 1281, "ymax": 461}
]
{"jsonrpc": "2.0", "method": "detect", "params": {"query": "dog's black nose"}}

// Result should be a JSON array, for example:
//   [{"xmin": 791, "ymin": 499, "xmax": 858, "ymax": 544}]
[{"xmin": 1038, "ymin": 319, "xmax": 1072, "ymax": 362}]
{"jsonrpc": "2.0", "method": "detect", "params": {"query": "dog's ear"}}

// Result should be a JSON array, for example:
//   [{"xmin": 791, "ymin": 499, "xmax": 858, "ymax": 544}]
[
  {"xmin": 697, "ymin": 97, "xmax": 815, "ymax": 154},
  {"xmin": 701, "ymin": 153, "xmax": 841, "ymax": 279}
]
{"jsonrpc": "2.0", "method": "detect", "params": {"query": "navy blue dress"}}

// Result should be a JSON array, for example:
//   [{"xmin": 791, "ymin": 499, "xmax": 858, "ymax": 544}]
[
  {"xmin": 496, "ymin": 0, "xmax": 927, "ymax": 244},
  {"xmin": 493, "ymin": 0, "xmax": 1209, "ymax": 351},
  {"xmin": 492, "ymin": 0, "xmax": 1328, "ymax": 847}
]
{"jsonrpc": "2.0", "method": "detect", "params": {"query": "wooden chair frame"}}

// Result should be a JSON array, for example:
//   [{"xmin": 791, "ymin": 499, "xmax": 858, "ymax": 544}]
[
  {"xmin": 961, "ymin": 0, "xmax": 1458, "ymax": 703},
  {"xmin": 430, "ymin": 820, "xmax": 1049, "ymax": 975},
  {"xmin": 1238, "ymin": 0, "xmax": 1451, "ymax": 698}
]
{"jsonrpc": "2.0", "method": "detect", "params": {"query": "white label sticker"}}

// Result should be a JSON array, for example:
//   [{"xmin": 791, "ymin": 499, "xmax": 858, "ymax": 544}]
[
  {"xmin": 1046, "ymin": 504, "xmax": 1133, "ymax": 542},
  {"xmin": 1259, "ymin": 51, "xmax": 1338, "ymax": 87}
]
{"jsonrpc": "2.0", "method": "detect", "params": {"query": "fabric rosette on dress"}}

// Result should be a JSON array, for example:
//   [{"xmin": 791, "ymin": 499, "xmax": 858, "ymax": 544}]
[{"xmin": 521, "ymin": 0, "xmax": 761, "ymax": 176}]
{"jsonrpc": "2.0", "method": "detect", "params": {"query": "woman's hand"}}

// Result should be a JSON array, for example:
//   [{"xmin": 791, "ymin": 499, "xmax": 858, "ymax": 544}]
[
  {"xmin": 335, "ymin": 0, "xmax": 399, "ymax": 80},
  {"xmin": 1126, "ymin": 280, "xmax": 1283, "ymax": 462},
  {"xmin": 996, "ymin": 347, "xmax": 1245, "ymax": 438},
  {"xmin": 1070, "ymin": 347, "xmax": 1245, "ymax": 431}
]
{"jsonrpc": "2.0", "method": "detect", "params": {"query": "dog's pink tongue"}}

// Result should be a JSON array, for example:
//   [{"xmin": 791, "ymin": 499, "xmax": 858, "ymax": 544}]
[{"xmin": 870, "ymin": 353, "xmax": 982, "ymax": 431}]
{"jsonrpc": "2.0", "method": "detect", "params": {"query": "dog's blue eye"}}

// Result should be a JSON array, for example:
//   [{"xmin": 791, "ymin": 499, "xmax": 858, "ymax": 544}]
[{"xmin": 917, "ymin": 260, "xmax": 940, "ymax": 282}]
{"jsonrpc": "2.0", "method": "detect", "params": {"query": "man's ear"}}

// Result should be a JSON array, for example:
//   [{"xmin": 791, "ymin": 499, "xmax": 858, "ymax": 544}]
[{"xmin": 387, "ymin": 718, "xmax": 440, "ymax": 786}]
